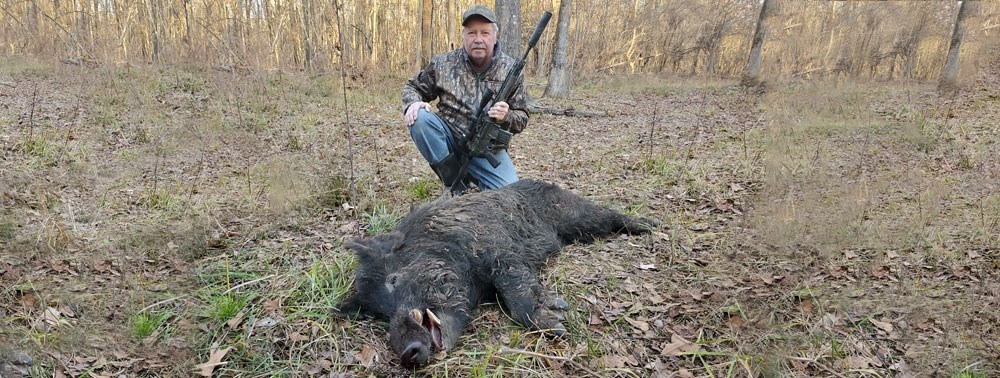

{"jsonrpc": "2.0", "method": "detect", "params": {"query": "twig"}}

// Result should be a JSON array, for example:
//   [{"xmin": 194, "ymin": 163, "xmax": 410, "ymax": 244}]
[
  {"xmin": 333, "ymin": 1, "xmax": 357, "ymax": 201},
  {"xmin": 138, "ymin": 295, "xmax": 189, "ymax": 314},
  {"xmin": 498, "ymin": 347, "xmax": 570, "ymax": 361},
  {"xmin": 223, "ymin": 274, "xmax": 276, "ymax": 294},
  {"xmin": 780, "ymin": 355, "xmax": 849, "ymax": 378}
]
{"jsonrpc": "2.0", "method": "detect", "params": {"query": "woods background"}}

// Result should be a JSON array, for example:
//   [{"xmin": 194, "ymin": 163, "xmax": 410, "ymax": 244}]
[{"xmin": 2, "ymin": 0, "xmax": 999, "ymax": 84}]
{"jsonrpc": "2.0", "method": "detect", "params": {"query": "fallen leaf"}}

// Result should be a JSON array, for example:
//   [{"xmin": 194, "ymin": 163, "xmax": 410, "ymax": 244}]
[
  {"xmin": 355, "ymin": 345, "xmax": 378, "ymax": 368},
  {"xmin": 625, "ymin": 317, "xmax": 650, "ymax": 331},
  {"xmin": 799, "ymin": 299, "xmax": 814, "ymax": 315},
  {"xmin": 194, "ymin": 343, "xmax": 232, "ymax": 377},
  {"xmin": 727, "ymin": 315, "xmax": 744, "ymax": 329},
  {"xmin": 871, "ymin": 319, "xmax": 894, "ymax": 333},
  {"xmin": 262, "ymin": 299, "xmax": 280, "ymax": 313},
  {"xmin": 598, "ymin": 355, "xmax": 626, "ymax": 368},
  {"xmin": 648, "ymin": 358, "xmax": 671, "ymax": 378},
  {"xmin": 253, "ymin": 317, "xmax": 278, "ymax": 328},
  {"xmin": 288, "ymin": 331, "xmax": 309, "ymax": 342},
  {"xmin": 660, "ymin": 334, "xmax": 699, "ymax": 356},
  {"xmin": 589, "ymin": 313, "xmax": 603, "ymax": 326},
  {"xmin": 226, "ymin": 310, "xmax": 246, "ymax": 329},
  {"xmin": 846, "ymin": 355, "xmax": 873, "ymax": 369},
  {"xmin": 761, "ymin": 275, "xmax": 783, "ymax": 285},
  {"xmin": 890, "ymin": 359, "xmax": 917, "ymax": 378},
  {"xmin": 653, "ymin": 231, "xmax": 671, "ymax": 242}
]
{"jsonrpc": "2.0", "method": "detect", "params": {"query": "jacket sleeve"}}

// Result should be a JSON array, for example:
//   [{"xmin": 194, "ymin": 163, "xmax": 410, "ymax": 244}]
[
  {"xmin": 401, "ymin": 62, "xmax": 438, "ymax": 114},
  {"xmin": 501, "ymin": 72, "xmax": 529, "ymax": 134}
]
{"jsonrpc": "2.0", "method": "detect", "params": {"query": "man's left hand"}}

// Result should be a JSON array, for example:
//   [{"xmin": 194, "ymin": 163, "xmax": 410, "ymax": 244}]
[{"xmin": 488, "ymin": 101, "xmax": 509, "ymax": 122}]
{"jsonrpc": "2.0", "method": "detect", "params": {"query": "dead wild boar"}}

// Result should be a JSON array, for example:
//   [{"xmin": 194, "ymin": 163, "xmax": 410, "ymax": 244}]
[{"xmin": 334, "ymin": 179, "xmax": 656, "ymax": 368}]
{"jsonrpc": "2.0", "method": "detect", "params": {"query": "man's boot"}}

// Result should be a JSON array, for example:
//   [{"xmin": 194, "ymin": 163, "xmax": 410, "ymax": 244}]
[{"xmin": 430, "ymin": 153, "xmax": 475, "ymax": 195}]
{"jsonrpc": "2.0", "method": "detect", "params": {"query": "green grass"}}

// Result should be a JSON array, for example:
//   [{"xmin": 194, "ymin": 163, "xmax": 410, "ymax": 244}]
[
  {"xmin": 952, "ymin": 367, "xmax": 990, "ymax": 378},
  {"xmin": 206, "ymin": 292, "xmax": 250, "ymax": 323},
  {"xmin": 129, "ymin": 311, "xmax": 171, "ymax": 340},
  {"xmin": 407, "ymin": 178, "xmax": 439, "ymax": 200},
  {"xmin": 363, "ymin": 202, "xmax": 402, "ymax": 235}
]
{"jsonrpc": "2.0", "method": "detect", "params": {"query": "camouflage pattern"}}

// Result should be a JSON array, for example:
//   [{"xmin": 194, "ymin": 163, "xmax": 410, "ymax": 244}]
[{"xmin": 402, "ymin": 47, "xmax": 529, "ymax": 137}]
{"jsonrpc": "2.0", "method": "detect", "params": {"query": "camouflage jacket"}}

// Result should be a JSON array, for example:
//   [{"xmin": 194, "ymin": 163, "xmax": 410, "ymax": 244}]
[{"xmin": 402, "ymin": 47, "xmax": 529, "ymax": 136}]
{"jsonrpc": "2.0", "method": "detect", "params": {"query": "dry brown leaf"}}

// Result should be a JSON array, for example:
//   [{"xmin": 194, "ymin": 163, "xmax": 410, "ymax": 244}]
[
  {"xmin": 660, "ymin": 333, "xmax": 699, "ymax": 356},
  {"xmin": 799, "ymin": 299, "xmax": 814, "ymax": 315},
  {"xmin": 625, "ymin": 317, "xmax": 650, "ymax": 331},
  {"xmin": 226, "ymin": 310, "xmax": 246, "ymax": 329},
  {"xmin": 589, "ymin": 313, "xmax": 603, "ymax": 326},
  {"xmin": 354, "ymin": 345, "xmax": 378, "ymax": 368},
  {"xmin": 727, "ymin": 315, "xmax": 745, "ymax": 329},
  {"xmin": 597, "ymin": 355, "xmax": 626, "ymax": 368},
  {"xmin": 194, "ymin": 343, "xmax": 233, "ymax": 377},
  {"xmin": 262, "ymin": 299, "xmax": 280, "ymax": 313},
  {"xmin": 761, "ymin": 275, "xmax": 783, "ymax": 285},
  {"xmin": 871, "ymin": 319, "xmax": 894, "ymax": 333},
  {"xmin": 653, "ymin": 231, "xmax": 671, "ymax": 242},
  {"xmin": 288, "ymin": 331, "xmax": 309, "ymax": 342},
  {"xmin": 845, "ymin": 355, "xmax": 873, "ymax": 369}
]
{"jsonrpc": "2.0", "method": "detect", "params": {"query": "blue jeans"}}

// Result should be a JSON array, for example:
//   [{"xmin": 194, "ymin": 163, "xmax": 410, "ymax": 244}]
[{"xmin": 409, "ymin": 109, "xmax": 518, "ymax": 190}]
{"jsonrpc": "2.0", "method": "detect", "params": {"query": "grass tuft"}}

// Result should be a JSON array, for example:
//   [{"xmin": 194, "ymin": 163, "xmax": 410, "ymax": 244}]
[
  {"xmin": 406, "ymin": 178, "xmax": 439, "ymax": 200},
  {"xmin": 206, "ymin": 293, "xmax": 250, "ymax": 323},
  {"xmin": 363, "ymin": 202, "xmax": 402, "ymax": 235},
  {"xmin": 129, "ymin": 311, "xmax": 170, "ymax": 340}
]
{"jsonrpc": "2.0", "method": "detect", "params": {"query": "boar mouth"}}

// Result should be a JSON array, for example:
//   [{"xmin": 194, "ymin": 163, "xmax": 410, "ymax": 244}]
[{"xmin": 410, "ymin": 308, "xmax": 444, "ymax": 351}]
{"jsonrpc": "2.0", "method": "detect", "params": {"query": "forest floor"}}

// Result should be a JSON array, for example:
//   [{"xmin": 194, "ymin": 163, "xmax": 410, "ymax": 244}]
[{"xmin": 1, "ymin": 52, "xmax": 998, "ymax": 377}]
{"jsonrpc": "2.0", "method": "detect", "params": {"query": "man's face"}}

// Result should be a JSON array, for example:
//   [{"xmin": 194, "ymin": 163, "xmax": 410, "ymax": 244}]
[{"xmin": 462, "ymin": 19, "xmax": 496, "ymax": 66}]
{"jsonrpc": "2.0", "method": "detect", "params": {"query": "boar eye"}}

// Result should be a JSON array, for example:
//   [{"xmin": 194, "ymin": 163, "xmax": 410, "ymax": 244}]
[{"xmin": 385, "ymin": 274, "xmax": 400, "ymax": 291}]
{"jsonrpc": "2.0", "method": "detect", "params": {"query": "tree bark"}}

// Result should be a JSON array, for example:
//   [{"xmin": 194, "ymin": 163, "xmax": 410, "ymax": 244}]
[
  {"xmin": 741, "ymin": 0, "xmax": 769, "ymax": 87},
  {"xmin": 939, "ymin": 0, "xmax": 970, "ymax": 90},
  {"xmin": 419, "ymin": 0, "xmax": 432, "ymax": 67},
  {"xmin": 544, "ymin": 0, "xmax": 572, "ymax": 98},
  {"xmin": 495, "ymin": 0, "xmax": 521, "ymax": 58},
  {"xmin": 300, "ymin": 0, "xmax": 313, "ymax": 70}
]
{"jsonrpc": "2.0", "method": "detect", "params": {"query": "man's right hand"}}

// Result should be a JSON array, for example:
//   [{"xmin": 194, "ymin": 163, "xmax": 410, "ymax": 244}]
[{"xmin": 405, "ymin": 102, "xmax": 432, "ymax": 126}]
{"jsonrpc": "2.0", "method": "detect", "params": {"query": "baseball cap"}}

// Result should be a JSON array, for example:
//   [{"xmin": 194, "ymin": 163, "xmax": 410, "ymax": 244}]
[{"xmin": 462, "ymin": 5, "xmax": 497, "ymax": 26}]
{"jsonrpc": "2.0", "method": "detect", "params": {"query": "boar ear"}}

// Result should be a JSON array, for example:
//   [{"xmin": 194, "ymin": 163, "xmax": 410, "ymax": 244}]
[
  {"xmin": 344, "ymin": 238, "xmax": 376, "ymax": 256},
  {"xmin": 333, "ymin": 293, "xmax": 365, "ymax": 319},
  {"xmin": 345, "ymin": 231, "xmax": 404, "ymax": 258}
]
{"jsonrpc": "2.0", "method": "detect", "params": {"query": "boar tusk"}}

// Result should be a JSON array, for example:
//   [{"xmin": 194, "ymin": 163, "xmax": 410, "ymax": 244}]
[
  {"xmin": 425, "ymin": 309, "xmax": 441, "ymax": 326},
  {"xmin": 409, "ymin": 308, "xmax": 423, "ymax": 324}
]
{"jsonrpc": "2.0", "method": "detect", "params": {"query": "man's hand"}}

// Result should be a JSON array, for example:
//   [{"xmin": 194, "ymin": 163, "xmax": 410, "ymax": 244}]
[
  {"xmin": 488, "ymin": 101, "xmax": 509, "ymax": 122},
  {"xmin": 405, "ymin": 102, "xmax": 432, "ymax": 126}
]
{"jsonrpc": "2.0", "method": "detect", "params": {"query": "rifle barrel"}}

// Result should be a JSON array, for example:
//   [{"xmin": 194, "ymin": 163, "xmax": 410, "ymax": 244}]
[{"xmin": 525, "ymin": 11, "xmax": 553, "ymax": 58}]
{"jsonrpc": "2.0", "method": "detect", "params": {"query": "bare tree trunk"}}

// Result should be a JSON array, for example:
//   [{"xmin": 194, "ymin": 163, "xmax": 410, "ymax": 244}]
[
  {"xmin": 147, "ymin": 0, "xmax": 161, "ymax": 62},
  {"xmin": 495, "ymin": 0, "xmax": 521, "ymax": 58},
  {"xmin": 544, "ymin": 0, "xmax": 572, "ymax": 98},
  {"xmin": 418, "ymin": 0, "xmax": 432, "ymax": 67},
  {"xmin": 939, "ymin": 0, "xmax": 970, "ymax": 90},
  {"xmin": 741, "ymin": 0, "xmax": 769, "ymax": 88},
  {"xmin": 300, "ymin": 0, "xmax": 313, "ymax": 70}
]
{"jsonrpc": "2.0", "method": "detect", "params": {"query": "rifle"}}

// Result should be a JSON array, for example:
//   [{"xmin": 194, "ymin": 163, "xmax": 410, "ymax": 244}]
[{"xmin": 447, "ymin": 11, "xmax": 553, "ymax": 194}]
